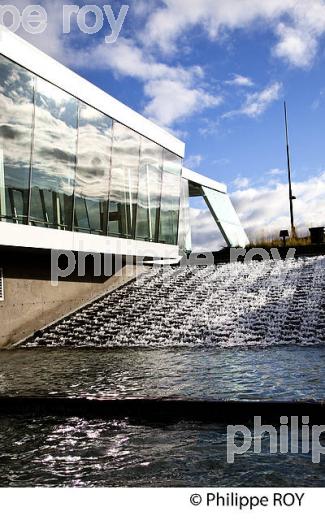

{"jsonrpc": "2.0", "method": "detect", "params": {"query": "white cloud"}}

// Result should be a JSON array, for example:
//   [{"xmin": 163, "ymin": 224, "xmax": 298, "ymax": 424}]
[
  {"xmin": 198, "ymin": 118, "xmax": 220, "ymax": 137},
  {"xmin": 190, "ymin": 171, "xmax": 325, "ymax": 250},
  {"xmin": 233, "ymin": 176, "xmax": 251, "ymax": 189},
  {"xmin": 143, "ymin": 0, "xmax": 294, "ymax": 54},
  {"xmin": 224, "ymin": 82, "xmax": 282, "ymax": 118},
  {"xmin": 266, "ymin": 168, "xmax": 286, "ymax": 176},
  {"xmin": 77, "ymin": 38, "xmax": 197, "ymax": 84},
  {"xmin": 273, "ymin": 23, "xmax": 318, "ymax": 68},
  {"xmin": 143, "ymin": 0, "xmax": 325, "ymax": 68},
  {"xmin": 2, "ymin": 2, "xmax": 220, "ymax": 128},
  {"xmin": 143, "ymin": 79, "xmax": 222, "ymax": 126},
  {"xmin": 184, "ymin": 154, "xmax": 204, "ymax": 169},
  {"xmin": 71, "ymin": 38, "xmax": 219, "ymax": 127},
  {"xmin": 190, "ymin": 207, "xmax": 225, "ymax": 252},
  {"xmin": 212, "ymin": 157, "xmax": 230, "ymax": 166},
  {"xmin": 132, "ymin": 1, "xmax": 154, "ymax": 18},
  {"xmin": 5, "ymin": 0, "xmax": 325, "ymax": 131},
  {"xmin": 231, "ymin": 171, "xmax": 325, "ymax": 240},
  {"xmin": 311, "ymin": 88, "xmax": 325, "ymax": 110},
  {"xmin": 225, "ymin": 74, "xmax": 254, "ymax": 87}
]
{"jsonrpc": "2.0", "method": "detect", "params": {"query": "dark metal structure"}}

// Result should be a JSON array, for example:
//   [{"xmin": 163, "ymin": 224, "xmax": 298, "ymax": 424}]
[{"xmin": 284, "ymin": 102, "xmax": 297, "ymax": 238}]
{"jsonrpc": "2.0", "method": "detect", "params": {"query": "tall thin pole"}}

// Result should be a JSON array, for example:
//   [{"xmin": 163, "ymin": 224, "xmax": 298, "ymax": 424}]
[{"xmin": 284, "ymin": 101, "xmax": 296, "ymax": 238}]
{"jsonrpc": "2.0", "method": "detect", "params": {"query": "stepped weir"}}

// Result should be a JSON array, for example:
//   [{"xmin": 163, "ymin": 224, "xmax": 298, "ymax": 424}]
[{"xmin": 20, "ymin": 256, "xmax": 325, "ymax": 348}]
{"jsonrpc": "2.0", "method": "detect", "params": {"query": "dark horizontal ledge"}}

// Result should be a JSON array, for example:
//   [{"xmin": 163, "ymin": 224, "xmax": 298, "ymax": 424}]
[{"xmin": 0, "ymin": 397, "xmax": 325, "ymax": 424}]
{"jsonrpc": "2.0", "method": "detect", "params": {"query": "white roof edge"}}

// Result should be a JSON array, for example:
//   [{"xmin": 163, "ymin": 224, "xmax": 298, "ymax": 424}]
[
  {"xmin": 0, "ymin": 26, "xmax": 185, "ymax": 158},
  {"xmin": 0, "ymin": 221, "xmax": 180, "ymax": 258},
  {"xmin": 182, "ymin": 168, "xmax": 227, "ymax": 194}
]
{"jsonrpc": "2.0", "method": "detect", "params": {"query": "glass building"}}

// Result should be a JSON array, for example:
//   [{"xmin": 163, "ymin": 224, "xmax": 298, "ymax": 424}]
[
  {"xmin": 0, "ymin": 54, "xmax": 182, "ymax": 245},
  {"xmin": 0, "ymin": 28, "xmax": 248, "ymax": 260}
]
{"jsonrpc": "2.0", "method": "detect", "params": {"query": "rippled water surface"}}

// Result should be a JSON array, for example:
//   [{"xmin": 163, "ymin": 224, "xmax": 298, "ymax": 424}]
[
  {"xmin": 1, "ymin": 259, "xmax": 325, "ymax": 486},
  {"xmin": 0, "ymin": 345, "xmax": 324, "ymax": 486},
  {"xmin": 0, "ymin": 415, "xmax": 325, "ymax": 487},
  {"xmin": 0, "ymin": 345, "xmax": 324, "ymax": 400}
]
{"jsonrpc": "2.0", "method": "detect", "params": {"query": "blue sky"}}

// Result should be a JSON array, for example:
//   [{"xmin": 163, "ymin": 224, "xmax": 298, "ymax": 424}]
[{"xmin": 2, "ymin": 0, "xmax": 325, "ymax": 249}]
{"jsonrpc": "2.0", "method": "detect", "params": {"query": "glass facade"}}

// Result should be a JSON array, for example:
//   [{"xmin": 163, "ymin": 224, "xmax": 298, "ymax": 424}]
[
  {"xmin": 108, "ymin": 122, "xmax": 141, "ymax": 239},
  {"xmin": 136, "ymin": 137, "xmax": 163, "ymax": 242},
  {"xmin": 159, "ymin": 150, "xmax": 182, "ymax": 245},
  {"xmin": 75, "ymin": 104, "xmax": 112, "ymax": 235},
  {"xmin": 0, "ymin": 58, "xmax": 34, "ymax": 224},
  {"xmin": 178, "ymin": 178, "xmax": 191, "ymax": 252},
  {"xmin": 29, "ymin": 78, "xmax": 78, "ymax": 230},
  {"xmin": 0, "ymin": 54, "xmax": 182, "ymax": 246},
  {"xmin": 202, "ymin": 187, "xmax": 249, "ymax": 248}
]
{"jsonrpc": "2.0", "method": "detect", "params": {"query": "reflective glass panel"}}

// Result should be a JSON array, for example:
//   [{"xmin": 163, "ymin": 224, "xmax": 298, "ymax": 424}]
[
  {"xmin": 74, "ymin": 104, "xmax": 112, "ymax": 235},
  {"xmin": 29, "ymin": 78, "xmax": 78, "ymax": 230},
  {"xmin": 108, "ymin": 122, "xmax": 140, "ymax": 239},
  {"xmin": 0, "ymin": 56, "xmax": 34, "ymax": 224},
  {"xmin": 135, "ymin": 137, "xmax": 163, "ymax": 242},
  {"xmin": 202, "ymin": 187, "xmax": 249, "ymax": 248},
  {"xmin": 178, "ymin": 178, "xmax": 191, "ymax": 252},
  {"xmin": 159, "ymin": 150, "xmax": 182, "ymax": 245}
]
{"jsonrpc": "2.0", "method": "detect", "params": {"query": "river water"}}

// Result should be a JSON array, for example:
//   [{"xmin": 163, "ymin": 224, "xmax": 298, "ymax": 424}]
[
  {"xmin": 0, "ymin": 344, "xmax": 325, "ymax": 486},
  {"xmin": 0, "ymin": 259, "xmax": 325, "ymax": 486}
]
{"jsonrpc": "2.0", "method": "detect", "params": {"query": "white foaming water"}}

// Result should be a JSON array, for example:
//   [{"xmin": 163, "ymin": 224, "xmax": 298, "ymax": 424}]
[{"xmin": 23, "ymin": 257, "xmax": 325, "ymax": 348}]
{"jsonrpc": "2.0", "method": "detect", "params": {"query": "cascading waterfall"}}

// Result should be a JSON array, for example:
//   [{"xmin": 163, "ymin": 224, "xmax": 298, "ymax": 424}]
[{"xmin": 21, "ymin": 257, "xmax": 325, "ymax": 348}]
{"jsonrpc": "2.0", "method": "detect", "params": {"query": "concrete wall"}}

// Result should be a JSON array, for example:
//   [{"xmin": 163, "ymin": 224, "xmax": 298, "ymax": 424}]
[{"xmin": 0, "ymin": 247, "xmax": 144, "ymax": 348}]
